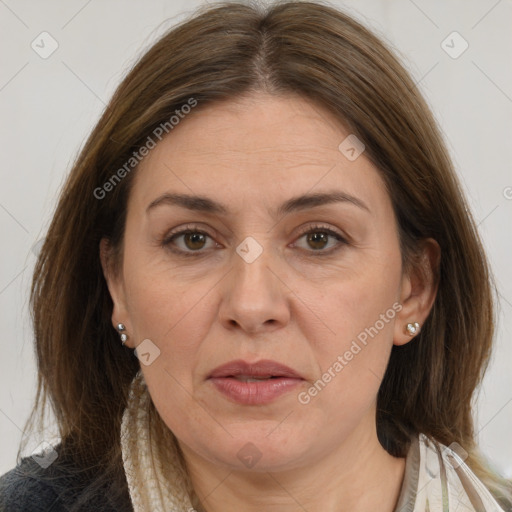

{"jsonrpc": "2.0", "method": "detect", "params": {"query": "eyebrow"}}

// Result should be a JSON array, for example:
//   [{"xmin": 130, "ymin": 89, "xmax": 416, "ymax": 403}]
[{"xmin": 146, "ymin": 190, "xmax": 370, "ymax": 217}]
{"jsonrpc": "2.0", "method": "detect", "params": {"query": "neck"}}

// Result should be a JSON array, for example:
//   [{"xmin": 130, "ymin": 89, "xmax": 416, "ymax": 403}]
[{"xmin": 178, "ymin": 415, "xmax": 406, "ymax": 512}]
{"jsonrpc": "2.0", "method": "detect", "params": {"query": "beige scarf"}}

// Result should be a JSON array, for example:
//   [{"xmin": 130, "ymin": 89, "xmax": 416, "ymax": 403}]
[
  {"xmin": 120, "ymin": 370, "xmax": 205, "ymax": 512},
  {"xmin": 120, "ymin": 370, "xmax": 506, "ymax": 512}
]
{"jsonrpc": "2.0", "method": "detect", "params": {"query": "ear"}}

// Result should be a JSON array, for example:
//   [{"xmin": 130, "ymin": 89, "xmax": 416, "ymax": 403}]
[
  {"xmin": 394, "ymin": 238, "xmax": 440, "ymax": 346},
  {"xmin": 100, "ymin": 237, "xmax": 132, "ymax": 346}
]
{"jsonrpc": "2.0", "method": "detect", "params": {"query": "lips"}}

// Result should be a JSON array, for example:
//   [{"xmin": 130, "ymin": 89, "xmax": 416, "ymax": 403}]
[
  {"xmin": 208, "ymin": 359, "xmax": 303, "ymax": 380},
  {"xmin": 207, "ymin": 359, "xmax": 304, "ymax": 405}
]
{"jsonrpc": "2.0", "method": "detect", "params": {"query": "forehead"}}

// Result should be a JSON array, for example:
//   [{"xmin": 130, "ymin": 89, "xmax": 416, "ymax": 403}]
[{"xmin": 131, "ymin": 92, "xmax": 390, "ymax": 217}]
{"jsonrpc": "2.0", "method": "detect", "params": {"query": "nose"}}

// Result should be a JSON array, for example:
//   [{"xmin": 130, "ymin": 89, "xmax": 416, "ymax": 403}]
[{"xmin": 217, "ymin": 240, "xmax": 291, "ymax": 335}]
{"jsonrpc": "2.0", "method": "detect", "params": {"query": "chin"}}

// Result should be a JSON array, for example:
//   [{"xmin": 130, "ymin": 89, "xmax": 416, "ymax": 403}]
[{"xmin": 192, "ymin": 430, "xmax": 316, "ymax": 472}]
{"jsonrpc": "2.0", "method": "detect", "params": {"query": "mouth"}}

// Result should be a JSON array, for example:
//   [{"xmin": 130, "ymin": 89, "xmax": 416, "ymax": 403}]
[
  {"xmin": 208, "ymin": 359, "xmax": 303, "ymax": 380},
  {"xmin": 207, "ymin": 359, "xmax": 304, "ymax": 405}
]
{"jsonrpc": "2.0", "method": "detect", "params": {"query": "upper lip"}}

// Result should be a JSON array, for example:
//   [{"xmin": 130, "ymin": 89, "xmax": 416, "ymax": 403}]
[{"xmin": 208, "ymin": 359, "xmax": 303, "ymax": 379}]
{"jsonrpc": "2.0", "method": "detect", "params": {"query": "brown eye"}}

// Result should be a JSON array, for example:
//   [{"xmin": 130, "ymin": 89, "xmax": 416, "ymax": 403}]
[
  {"xmin": 182, "ymin": 232, "xmax": 208, "ymax": 251},
  {"xmin": 294, "ymin": 225, "xmax": 348, "ymax": 255},
  {"xmin": 306, "ymin": 231, "xmax": 330, "ymax": 250},
  {"xmin": 163, "ymin": 228, "xmax": 216, "ymax": 256}
]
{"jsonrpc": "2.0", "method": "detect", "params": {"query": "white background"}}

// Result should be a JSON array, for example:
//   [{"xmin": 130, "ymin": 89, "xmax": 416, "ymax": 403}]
[{"xmin": 0, "ymin": 0, "xmax": 511, "ymax": 477}]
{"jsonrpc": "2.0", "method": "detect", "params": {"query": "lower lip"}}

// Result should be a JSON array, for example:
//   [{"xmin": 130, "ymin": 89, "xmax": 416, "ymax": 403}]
[{"xmin": 209, "ymin": 377, "xmax": 303, "ymax": 405}]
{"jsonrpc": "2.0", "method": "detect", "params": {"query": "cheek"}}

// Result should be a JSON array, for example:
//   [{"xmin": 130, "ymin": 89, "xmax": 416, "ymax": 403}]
[
  {"xmin": 296, "ymin": 295, "xmax": 398, "ymax": 438},
  {"xmin": 121, "ymin": 235, "xmax": 214, "ymax": 341},
  {"xmin": 304, "ymin": 257, "xmax": 401, "ymax": 354},
  {"xmin": 120, "ymin": 249, "xmax": 215, "ymax": 405},
  {"xmin": 301, "ymin": 257, "xmax": 401, "ymax": 408},
  {"xmin": 124, "ymin": 275, "xmax": 212, "ymax": 384}
]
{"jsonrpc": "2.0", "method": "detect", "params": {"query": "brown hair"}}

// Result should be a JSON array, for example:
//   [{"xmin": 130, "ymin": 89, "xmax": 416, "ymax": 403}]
[{"xmin": 21, "ymin": 0, "xmax": 511, "ymax": 508}]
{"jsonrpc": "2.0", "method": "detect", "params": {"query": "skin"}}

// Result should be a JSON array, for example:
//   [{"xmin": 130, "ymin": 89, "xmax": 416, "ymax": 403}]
[{"xmin": 101, "ymin": 91, "xmax": 439, "ymax": 512}]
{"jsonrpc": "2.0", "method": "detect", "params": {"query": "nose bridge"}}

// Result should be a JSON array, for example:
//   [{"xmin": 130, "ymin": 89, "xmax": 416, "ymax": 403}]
[
  {"xmin": 219, "ymin": 234, "xmax": 290, "ymax": 332},
  {"xmin": 234, "ymin": 235, "xmax": 273, "ymax": 290}
]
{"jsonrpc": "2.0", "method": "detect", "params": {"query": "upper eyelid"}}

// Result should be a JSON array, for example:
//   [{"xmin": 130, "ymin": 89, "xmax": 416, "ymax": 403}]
[
  {"xmin": 164, "ymin": 222, "xmax": 345, "ymax": 239},
  {"xmin": 163, "ymin": 223, "xmax": 217, "ymax": 242},
  {"xmin": 296, "ymin": 223, "xmax": 346, "ymax": 238}
]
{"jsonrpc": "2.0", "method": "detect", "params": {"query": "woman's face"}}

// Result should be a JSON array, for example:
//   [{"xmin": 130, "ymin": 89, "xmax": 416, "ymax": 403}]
[{"xmin": 104, "ymin": 92, "xmax": 425, "ymax": 471}]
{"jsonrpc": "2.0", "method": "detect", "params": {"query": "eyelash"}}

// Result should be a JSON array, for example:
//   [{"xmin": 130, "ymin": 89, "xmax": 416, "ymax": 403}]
[{"xmin": 161, "ymin": 223, "xmax": 349, "ymax": 258}]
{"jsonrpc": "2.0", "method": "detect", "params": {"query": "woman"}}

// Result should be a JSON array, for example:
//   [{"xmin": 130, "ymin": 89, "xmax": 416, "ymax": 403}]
[{"xmin": 0, "ymin": 1, "xmax": 510, "ymax": 511}]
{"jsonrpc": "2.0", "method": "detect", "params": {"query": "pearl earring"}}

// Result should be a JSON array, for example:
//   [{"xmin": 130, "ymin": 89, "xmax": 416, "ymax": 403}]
[
  {"xmin": 405, "ymin": 322, "xmax": 420, "ymax": 336},
  {"xmin": 117, "ymin": 323, "xmax": 128, "ymax": 345}
]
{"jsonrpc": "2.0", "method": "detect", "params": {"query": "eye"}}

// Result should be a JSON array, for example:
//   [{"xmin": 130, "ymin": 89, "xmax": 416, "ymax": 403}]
[
  {"xmin": 162, "ymin": 225, "xmax": 217, "ymax": 256},
  {"xmin": 293, "ymin": 224, "xmax": 348, "ymax": 255}
]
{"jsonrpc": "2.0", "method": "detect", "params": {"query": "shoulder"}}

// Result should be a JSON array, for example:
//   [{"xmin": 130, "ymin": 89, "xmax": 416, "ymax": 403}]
[
  {"xmin": 418, "ymin": 434, "xmax": 512, "ymax": 511},
  {"xmin": 0, "ymin": 455, "xmax": 65, "ymax": 511},
  {"xmin": 0, "ymin": 446, "xmax": 130, "ymax": 512}
]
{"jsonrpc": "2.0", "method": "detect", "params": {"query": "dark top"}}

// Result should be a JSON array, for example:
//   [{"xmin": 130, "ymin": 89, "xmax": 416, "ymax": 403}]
[{"xmin": 0, "ymin": 444, "xmax": 132, "ymax": 511}]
